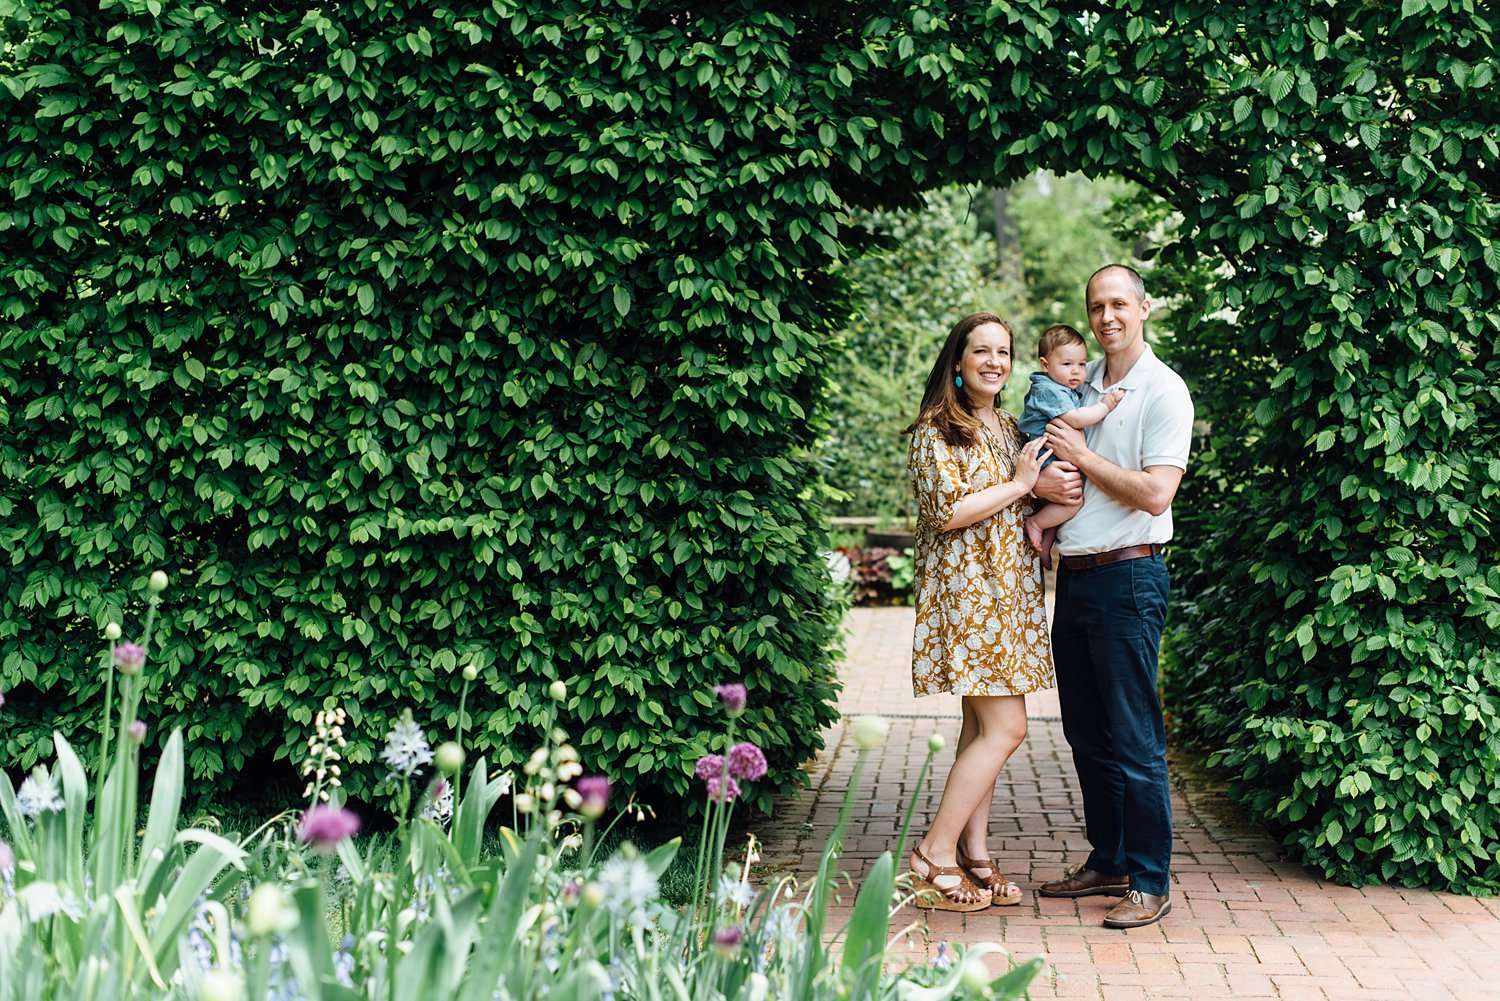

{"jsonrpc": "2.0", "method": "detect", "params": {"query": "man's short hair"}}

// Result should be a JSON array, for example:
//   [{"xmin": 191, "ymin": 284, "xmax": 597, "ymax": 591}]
[
  {"xmin": 1086, "ymin": 264, "xmax": 1147, "ymax": 304},
  {"xmin": 1038, "ymin": 324, "xmax": 1086, "ymax": 359}
]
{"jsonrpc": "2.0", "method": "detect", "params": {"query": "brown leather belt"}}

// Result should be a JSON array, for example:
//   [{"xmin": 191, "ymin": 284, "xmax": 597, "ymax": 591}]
[{"xmin": 1057, "ymin": 544, "xmax": 1163, "ymax": 571}]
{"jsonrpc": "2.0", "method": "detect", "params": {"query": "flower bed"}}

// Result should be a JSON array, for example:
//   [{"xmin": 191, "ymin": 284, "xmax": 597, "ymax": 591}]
[{"xmin": 0, "ymin": 574, "xmax": 1040, "ymax": 1000}]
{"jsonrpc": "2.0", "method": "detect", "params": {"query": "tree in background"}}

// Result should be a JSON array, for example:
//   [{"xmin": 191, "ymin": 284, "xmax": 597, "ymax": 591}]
[
  {"xmin": 1013, "ymin": 172, "xmax": 1139, "ymax": 326},
  {"xmin": 822, "ymin": 187, "xmax": 1028, "ymax": 519}
]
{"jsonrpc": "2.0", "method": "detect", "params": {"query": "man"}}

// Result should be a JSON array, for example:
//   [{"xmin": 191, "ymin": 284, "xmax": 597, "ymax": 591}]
[{"xmin": 1035, "ymin": 264, "xmax": 1193, "ymax": 929}]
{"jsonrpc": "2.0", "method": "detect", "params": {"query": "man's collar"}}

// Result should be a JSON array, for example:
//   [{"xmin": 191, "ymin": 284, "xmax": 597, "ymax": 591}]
[{"xmin": 1090, "ymin": 343, "xmax": 1157, "ymax": 391}]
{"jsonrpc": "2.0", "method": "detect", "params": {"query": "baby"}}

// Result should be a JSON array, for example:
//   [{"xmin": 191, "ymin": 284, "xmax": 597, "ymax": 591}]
[{"xmin": 1017, "ymin": 324, "xmax": 1126, "ymax": 568}]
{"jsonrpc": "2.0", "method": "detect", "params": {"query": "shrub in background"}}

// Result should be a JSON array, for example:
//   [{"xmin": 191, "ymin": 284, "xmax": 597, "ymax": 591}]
[
  {"xmin": 1085, "ymin": 8, "xmax": 1500, "ymax": 891},
  {"xmin": 0, "ymin": 1, "xmax": 872, "ymax": 814},
  {"xmin": 823, "ymin": 187, "xmax": 1028, "ymax": 519}
]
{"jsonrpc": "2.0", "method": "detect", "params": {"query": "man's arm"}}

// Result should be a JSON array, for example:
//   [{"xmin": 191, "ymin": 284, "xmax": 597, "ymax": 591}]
[{"xmin": 1042, "ymin": 420, "xmax": 1183, "ymax": 516}]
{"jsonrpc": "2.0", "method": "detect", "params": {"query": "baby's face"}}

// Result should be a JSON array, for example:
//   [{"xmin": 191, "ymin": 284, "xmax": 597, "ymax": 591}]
[{"xmin": 1040, "ymin": 342, "xmax": 1089, "ymax": 390}]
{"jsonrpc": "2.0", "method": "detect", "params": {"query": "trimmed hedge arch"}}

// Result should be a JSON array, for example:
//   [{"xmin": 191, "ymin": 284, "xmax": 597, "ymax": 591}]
[{"xmin": 3, "ymin": 2, "xmax": 1496, "ymax": 887}]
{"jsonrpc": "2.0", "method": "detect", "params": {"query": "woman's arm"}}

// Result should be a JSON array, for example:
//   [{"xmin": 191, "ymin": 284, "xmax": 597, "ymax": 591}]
[{"xmin": 942, "ymin": 438, "xmax": 1048, "ymax": 531}]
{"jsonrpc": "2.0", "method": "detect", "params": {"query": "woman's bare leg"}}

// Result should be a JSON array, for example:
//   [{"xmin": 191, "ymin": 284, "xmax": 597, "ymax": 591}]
[
  {"xmin": 911, "ymin": 694, "xmax": 1028, "ymax": 900},
  {"xmin": 956, "ymin": 696, "xmax": 1027, "ymax": 901}
]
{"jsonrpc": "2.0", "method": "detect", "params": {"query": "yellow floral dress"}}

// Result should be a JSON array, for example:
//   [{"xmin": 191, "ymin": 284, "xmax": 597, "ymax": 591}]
[{"xmin": 906, "ymin": 415, "xmax": 1054, "ymax": 697}]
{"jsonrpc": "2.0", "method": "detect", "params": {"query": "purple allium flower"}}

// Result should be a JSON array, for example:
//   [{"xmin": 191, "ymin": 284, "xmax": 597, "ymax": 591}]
[
  {"xmin": 575, "ymin": 776, "xmax": 610, "ymax": 818},
  {"xmin": 298, "ymin": 804, "xmax": 361, "ymax": 850},
  {"xmin": 127, "ymin": 721, "xmax": 147, "ymax": 745},
  {"xmin": 712, "ymin": 683, "xmax": 747, "ymax": 717},
  {"xmin": 113, "ymin": 643, "xmax": 146, "ymax": 675},
  {"xmin": 705, "ymin": 774, "xmax": 740, "ymax": 803},
  {"xmin": 694, "ymin": 754, "xmax": 725, "ymax": 781},
  {"xmin": 0, "ymin": 839, "xmax": 14, "ymax": 874},
  {"xmin": 712, "ymin": 925, "xmax": 743, "ymax": 956},
  {"xmin": 727, "ymin": 742, "xmax": 767, "ymax": 781}
]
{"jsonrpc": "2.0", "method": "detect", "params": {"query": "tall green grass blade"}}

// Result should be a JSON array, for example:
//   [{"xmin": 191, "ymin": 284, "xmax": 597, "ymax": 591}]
[
  {"xmin": 52, "ymin": 736, "xmax": 88, "ymax": 888},
  {"xmin": 146, "ymin": 830, "xmax": 247, "ymax": 960},
  {"xmin": 840, "ymin": 851, "xmax": 894, "ymax": 994},
  {"xmin": 113, "ymin": 885, "xmax": 168, "ymax": 990},
  {"xmin": 455, "ymin": 829, "xmax": 543, "ymax": 1001},
  {"xmin": 140, "ymin": 729, "xmax": 185, "ymax": 867}
]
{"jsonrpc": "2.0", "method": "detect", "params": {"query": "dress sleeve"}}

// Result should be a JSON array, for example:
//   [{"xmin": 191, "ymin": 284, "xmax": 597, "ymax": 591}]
[{"xmin": 907, "ymin": 423, "xmax": 969, "ymax": 532}]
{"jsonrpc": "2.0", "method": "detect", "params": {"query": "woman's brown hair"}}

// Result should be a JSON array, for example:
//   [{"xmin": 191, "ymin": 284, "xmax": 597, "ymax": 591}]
[{"xmin": 902, "ymin": 312, "xmax": 1012, "ymax": 448}]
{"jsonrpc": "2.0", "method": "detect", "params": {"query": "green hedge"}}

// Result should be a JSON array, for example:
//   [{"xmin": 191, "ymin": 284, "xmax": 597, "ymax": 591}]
[
  {"xmin": 0, "ymin": 0, "xmax": 867, "ymax": 813},
  {"xmin": 3, "ymin": 1, "xmax": 1497, "ymax": 887},
  {"xmin": 1131, "ymin": 5, "xmax": 1500, "ymax": 891}
]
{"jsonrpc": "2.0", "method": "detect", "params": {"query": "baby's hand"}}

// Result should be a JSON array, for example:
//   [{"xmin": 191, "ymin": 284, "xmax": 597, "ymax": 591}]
[{"xmin": 1103, "ymin": 387, "xmax": 1127, "ymax": 411}]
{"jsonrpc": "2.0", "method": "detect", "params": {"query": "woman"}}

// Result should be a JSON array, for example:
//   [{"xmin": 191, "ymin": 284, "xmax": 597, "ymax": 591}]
[{"xmin": 903, "ymin": 312, "xmax": 1054, "ymax": 910}]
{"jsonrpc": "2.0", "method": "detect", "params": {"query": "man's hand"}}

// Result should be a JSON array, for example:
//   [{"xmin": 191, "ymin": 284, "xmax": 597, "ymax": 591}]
[
  {"xmin": 1033, "ymin": 460, "xmax": 1082, "ymax": 504},
  {"xmin": 1043, "ymin": 419, "xmax": 1090, "ymax": 467}
]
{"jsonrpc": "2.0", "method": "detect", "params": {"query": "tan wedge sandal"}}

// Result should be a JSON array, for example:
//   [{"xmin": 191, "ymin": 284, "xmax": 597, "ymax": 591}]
[
  {"xmin": 907, "ymin": 846, "xmax": 993, "ymax": 912},
  {"xmin": 957, "ymin": 851, "xmax": 1023, "ymax": 907}
]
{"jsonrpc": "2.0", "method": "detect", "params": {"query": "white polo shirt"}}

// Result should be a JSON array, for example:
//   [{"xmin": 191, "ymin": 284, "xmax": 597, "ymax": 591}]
[{"xmin": 1055, "ymin": 343, "xmax": 1193, "ymax": 556}]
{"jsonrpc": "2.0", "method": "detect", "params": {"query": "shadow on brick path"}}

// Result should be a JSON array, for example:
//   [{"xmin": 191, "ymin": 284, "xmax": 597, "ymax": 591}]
[{"xmin": 754, "ymin": 607, "xmax": 1500, "ymax": 1001}]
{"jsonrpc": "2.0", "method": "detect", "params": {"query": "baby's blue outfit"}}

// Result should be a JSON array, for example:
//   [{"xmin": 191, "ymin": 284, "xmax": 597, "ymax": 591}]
[{"xmin": 1018, "ymin": 372, "xmax": 1083, "ymax": 468}]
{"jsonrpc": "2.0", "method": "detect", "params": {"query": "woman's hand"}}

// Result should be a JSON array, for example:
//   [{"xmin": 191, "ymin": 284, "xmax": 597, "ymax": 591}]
[{"xmin": 1013, "ymin": 437, "xmax": 1049, "ymax": 491}]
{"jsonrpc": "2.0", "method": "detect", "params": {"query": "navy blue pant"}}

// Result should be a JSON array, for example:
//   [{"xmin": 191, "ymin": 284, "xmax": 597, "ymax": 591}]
[{"xmin": 1052, "ymin": 555, "xmax": 1173, "ymax": 896}]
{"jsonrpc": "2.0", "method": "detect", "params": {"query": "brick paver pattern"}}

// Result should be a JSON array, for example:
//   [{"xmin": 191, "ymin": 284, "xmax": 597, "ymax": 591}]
[{"xmin": 755, "ymin": 607, "xmax": 1500, "ymax": 1001}]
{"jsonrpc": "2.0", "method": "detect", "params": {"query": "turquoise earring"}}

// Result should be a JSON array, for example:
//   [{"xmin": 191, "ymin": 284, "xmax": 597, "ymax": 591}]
[{"xmin": 954, "ymin": 374, "xmax": 963, "ymax": 388}]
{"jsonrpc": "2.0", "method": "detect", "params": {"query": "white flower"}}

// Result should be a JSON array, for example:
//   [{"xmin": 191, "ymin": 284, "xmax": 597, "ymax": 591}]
[
  {"xmin": 717, "ymin": 873, "xmax": 757, "ymax": 910},
  {"xmin": 960, "ymin": 957, "xmax": 990, "ymax": 991},
  {"xmin": 16, "ymin": 767, "xmax": 63, "ymax": 819},
  {"xmin": 420, "ymin": 781, "xmax": 454, "ymax": 825},
  {"xmin": 852, "ymin": 715, "xmax": 889, "ymax": 750},
  {"xmin": 596, "ymin": 854, "xmax": 658, "ymax": 926},
  {"xmin": 380, "ymin": 712, "xmax": 433, "ymax": 777},
  {"xmin": 761, "ymin": 903, "xmax": 803, "ymax": 943},
  {"xmin": 19, "ymin": 882, "xmax": 84, "ymax": 921},
  {"xmin": 199, "ymin": 969, "xmax": 244, "ymax": 1001},
  {"xmin": 824, "ymin": 550, "xmax": 852, "ymax": 586}
]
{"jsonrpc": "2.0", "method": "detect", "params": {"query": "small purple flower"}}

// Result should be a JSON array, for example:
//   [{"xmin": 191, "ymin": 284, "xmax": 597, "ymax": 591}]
[
  {"xmin": 713, "ymin": 683, "xmax": 747, "ymax": 717},
  {"xmin": 727, "ymin": 742, "xmax": 767, "ymax": 781},
  {"xmin": 298, "ymin": 804, "xmax": 361, "ymax": 850},
  {"xmin": 127, "ymin": 721, "xmax": 147, "ymax": 745},
  {"xmin": 712, "ymin": 925, "xmax": 743, "ymax": 956},
  {"xmin": 575, "ymin": 776, "xmax": 610, "ymax": 818},
  {"xmin": 0, "ymin": 690, "xmax": 6, "ymax": 709},
  {"xmin": 706, "ymin": 774, "xmax": 740, "ymax": 803},
  {"xmin": 694, "ymin": 754, "xmax": 725, "ymax": 781},
  {"xmin": 114, "ymin": 643, "xmax": 147, "ymax": 675},
  {"xmin": 0, "ymin": 839, "xmax": 14, "ymax": 874}
]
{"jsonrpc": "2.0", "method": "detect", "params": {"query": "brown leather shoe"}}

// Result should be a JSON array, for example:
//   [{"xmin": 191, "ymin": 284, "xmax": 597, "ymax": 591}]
[
  {"xmin": 1037, "ymin": 861, "xmax": 1130, "ymax": 898},
  {"xmin": 1102, "ymin": 890, "xmax": 1172, "ymax": 928}
]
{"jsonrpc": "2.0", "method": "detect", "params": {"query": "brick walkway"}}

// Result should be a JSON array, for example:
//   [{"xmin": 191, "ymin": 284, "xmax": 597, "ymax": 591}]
[{"xmin": 756, "ymin": 607, "xmax": 1500, "ymax": 1001}]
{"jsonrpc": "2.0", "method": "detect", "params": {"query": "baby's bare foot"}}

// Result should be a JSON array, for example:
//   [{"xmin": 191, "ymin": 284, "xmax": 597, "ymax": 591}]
[{"xmin": 1024, "ymin": 516, "xmax": 1044, "ymax": 554}]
